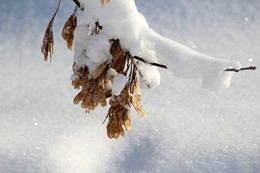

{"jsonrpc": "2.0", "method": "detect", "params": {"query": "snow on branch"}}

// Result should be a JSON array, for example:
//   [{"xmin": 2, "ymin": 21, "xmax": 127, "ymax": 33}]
[{"xmin": 41, "ymin": 0, "xmax": 256, "ymax": 139}]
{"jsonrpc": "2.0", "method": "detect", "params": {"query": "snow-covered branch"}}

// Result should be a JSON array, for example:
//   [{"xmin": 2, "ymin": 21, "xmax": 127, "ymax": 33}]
[{"xmin": 41, "ymin": 0, "xmax": 256, "ymax": 138}]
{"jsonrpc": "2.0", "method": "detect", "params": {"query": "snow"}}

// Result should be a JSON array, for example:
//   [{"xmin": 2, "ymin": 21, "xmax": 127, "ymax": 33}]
[
  {"xmin": 112, "ymin": 74, "xmax": 127, "ymax": 96},
  {"xmin": 0, "ymin": 0, "xmax": 260, "ymax": 172},
  {"xmin": 75, "ymin": 0, "xmax": 241, "ymax": 91}
]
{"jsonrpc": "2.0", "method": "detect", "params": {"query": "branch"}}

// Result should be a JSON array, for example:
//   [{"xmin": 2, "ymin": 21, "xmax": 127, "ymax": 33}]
[
  {"xmin": 72, "ymin": 0, "xmax": 84, "ymax": 10},
  {"xmin": 225, "ymin": 66, "xmax": 257, "ymax": 72},
  {"xmin": 133, "ymin": 56, "xmax": 168, "ymax": 69}
]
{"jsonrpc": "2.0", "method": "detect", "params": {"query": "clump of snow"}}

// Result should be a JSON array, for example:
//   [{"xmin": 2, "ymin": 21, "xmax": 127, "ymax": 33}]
[
  {"xmin": 112, "ymin": 73, "xmax": 127, "ymax": 96},
  {"xmin": 75, "ymin": 0, "xmax": 241, "ymax": 91},
  {"xmin": 105, "ymin": 68, "xmax": 117, "ymax": 91}
]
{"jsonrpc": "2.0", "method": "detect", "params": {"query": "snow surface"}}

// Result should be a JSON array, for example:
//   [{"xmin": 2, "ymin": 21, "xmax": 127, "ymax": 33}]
[{"xmin": 0, "ymin": 0, "xmax": 260, "ymax": 172}]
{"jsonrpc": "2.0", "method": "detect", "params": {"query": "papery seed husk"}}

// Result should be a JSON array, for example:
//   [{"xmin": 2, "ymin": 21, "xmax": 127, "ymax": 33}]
[
  {"xmin": 98, "ymin": 89, "xmax": 106, "ymax": 103},
  {"xmin": 129, "ymin": 93, "xmax": 147, "ymax": 119},
  {"xmin": 113, "ymin": 133, "xmax": 119, "ymax": 139},
  {"xmin": 89, "ymin": 101, "xmax": 98, "ymax": 110},
  {"xmin": 117, "ymin": 109, "xmax": 125, "ymax": 125},
  {"xmin": 62, "ymin": 14, "xmax": 77, "ymax": 50},
  {"xmin": 124, "ymin": 118, "xmax": 131, "ymax": 130},
  {"xmin": 92, "ymin": 62, "xmax": 108, "ymax": 79},
  {"xmin": 81, "ymin": 88, "xmax": 89, "ymax": 94},
  {"xmin": 118, "ymin": 125, "xmax": 125, "ymax": 136},
  {"xmin": 81, "ymin": 92, "xmax": 92, "ymax": 108},
  {"xmin": 85, "ymin": 108, "xmax": 90, "ymax": 114},
  {"xmin": 73, "ymin": 92, "xmax": 85, "ymax": 104},
  {"xmin": 109, "ymin": 98, "xmax": 118, "ymax": 106},
  {"xmin": 72, "ymin": 80, "xmax": 80, "ymax": 89},
  {"xmin": 92, "ymin": 86, "xmax": 100, "ymax": 102},
  {"xmin": 134, "ymin": 79, "xmax": 141, "ymax": 96}
]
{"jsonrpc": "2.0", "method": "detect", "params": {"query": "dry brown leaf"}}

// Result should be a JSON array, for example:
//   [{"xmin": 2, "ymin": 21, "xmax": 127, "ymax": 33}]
[
  {"xmin": 41, "ymin": 0, "xmax": 61, "ymax": 61},
  {"xmin": 62, "ymin": 8, "xmax": 78, "ymax": 50},
  {"xmin": 41, "ymin": 25, "xmax": 54, "ymax": 61}
]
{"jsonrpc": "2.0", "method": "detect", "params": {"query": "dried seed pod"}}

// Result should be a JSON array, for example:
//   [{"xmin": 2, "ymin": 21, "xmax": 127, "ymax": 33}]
[
  {"xmin": 73, "ymin": 91, "xmax": 85, "ymax": 104},
  {"xmin": 117, "ymin": 109, "xmax": 125, "ymax": 125},
  {"xmin": 132, "ymin": 79, "xmax": 141, "ymax": 96},
  {"xmin": 109, "ymin": 96, "xmax": 118, "ymax": 106},
  {"xmin": 92, "ymin": 61, "xmax": 108, "ymax": 79},
  {"xmin": 71, "ymin": 38, "xmax": 150, "ymax": 139},
  {"xmin": 90, "ymin": 101, "xmax": 98, "ymax": 110},
  {"xmin": 41, "ymin": 0, "xmax": 61, "ymax": 61},
  {"xmin": 100, "ymin": 99, "xmax": 107, "ymax": 107},
  {"xmin": 110, "ymin": 39, "xmax": 126, "ymax": 72},
  {"xmin": 92, "ymin": 86, "xmax": 100, "ymax": 102},
  {"xmin": 118, "ymin": 124, "xmax": 125, "ymax": 136},
  {"xmin": 124, "ymin": 118, "xmax": 131, "ymax": 130},
  {"xmin": 41, "ymin": 27, "xmax": 54, "ymax": 61},
  {"xmin": 129, "ymin": 93, "xmax": 147, "ymax": 119},
  {"xmin": 62, "ymin": 7, "xmax": 78, "ymax": 50},
  {"xmin": 107, "ymin": 115, "xmax": 119, "ymax": 139},
  {"xmin": 81, "ymin": 91, "xmax": 92, "ymax": 108},
  {"xmin": 72, "ymin": 79, "xmax": 80, "ymax": 89}
]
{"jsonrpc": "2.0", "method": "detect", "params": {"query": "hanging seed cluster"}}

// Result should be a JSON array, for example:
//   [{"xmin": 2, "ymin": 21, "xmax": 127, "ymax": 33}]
[
  {"xmin": 41, "ymin": 1, "xmax": 148, "ymax": 139},
  {"xmin": 71, "ymin": 39, "xmax": 147, "ymax": 139},
  {"xmin": 41, "ymin": 0, "xmax": 62, "ymax": 62}
]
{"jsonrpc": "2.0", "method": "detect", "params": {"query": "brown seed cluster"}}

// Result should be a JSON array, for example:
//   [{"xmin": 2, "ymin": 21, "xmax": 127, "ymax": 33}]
[
  {"xmin": 41, "ymin": 0, "xmax": 61, "ymax": 62},
  {"xmin": 41, "ymin": 24, "xmax": 54, "ymax": 62},
  {"xmin": 71, "ymin": 39, "xmax": 147, "ymax": 139},
  {"xmin": 72, "ymin": 62, "xmax": 109, "ymax": 113},
  {"xmin": 106, "ymin": 77, "xmax": 146, "ymax": 139},
  {"xmin": 41, "ymin": 2, "xmax": 147, "ymax": 139}
]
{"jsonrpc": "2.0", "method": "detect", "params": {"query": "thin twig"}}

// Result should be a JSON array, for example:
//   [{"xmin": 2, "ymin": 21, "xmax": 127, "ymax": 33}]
[
  {"xmin": 133, "ymin": 56, "xmax": 168, "ymax": 69},
  {"xmin": 72, "ymin": 0, "xmax": 84, "ymax": 10},
  {"xmin": 225, "ymin": 66, "xmax": 257, "ymax": 72}
]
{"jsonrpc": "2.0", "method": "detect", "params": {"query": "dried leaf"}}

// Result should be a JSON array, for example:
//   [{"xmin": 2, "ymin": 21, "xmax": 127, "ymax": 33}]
[
  {"xmin": 41, "ymin": 24, "xmax": 54, "ymax": 61},
  {"xmin": 41, "ymin": 0, "xmax": 61, "ymax": 61},
  {"xmin": 62, "ymin": 7, "xmax": 78, "ymax": 50}
]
